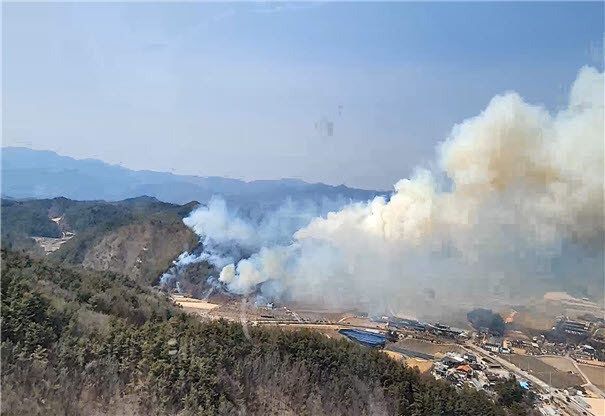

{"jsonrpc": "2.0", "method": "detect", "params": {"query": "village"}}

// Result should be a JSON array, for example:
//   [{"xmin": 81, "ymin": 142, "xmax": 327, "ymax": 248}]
[
  {"xmin": 172, "ymin": 292, "xmax": 605, "ymax": 416},
  {"xmin": 379, "ymin": 314, "xmax": 605, "ymax": 416}
]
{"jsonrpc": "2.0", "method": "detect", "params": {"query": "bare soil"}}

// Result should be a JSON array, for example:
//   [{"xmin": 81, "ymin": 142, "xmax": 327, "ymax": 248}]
[
  {"xmin": 537, "ymin": 356, "xmax": 580, "ymax": 374},
  {"xmin": 503, "ymin": 354, "xmax": 584, "ymax": 388},
  {"xmin": 405, "ymin": 358, "xmax": 434, "ymax": 373},
  {"xmin": 579, "ymin": 364, "xmax": 605, "ymax": 391},
  {"xmin": 391, "ymin": 338, "xmax": 465, "ymax": 356}
]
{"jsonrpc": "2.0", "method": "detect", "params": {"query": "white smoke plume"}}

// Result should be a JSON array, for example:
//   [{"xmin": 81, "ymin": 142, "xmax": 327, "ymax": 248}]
[
  {"xmin": 160, "ymin": 195, "xmax": 367, "ymax": 288},
  {"xmin": 216, "ymin": 66, "xmax": 604, "ymax": 313}
]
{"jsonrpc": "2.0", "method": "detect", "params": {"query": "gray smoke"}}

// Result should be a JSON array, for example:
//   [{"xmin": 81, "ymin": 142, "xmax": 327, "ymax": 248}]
[
  {"xmin": 160, "ymin": 195, "xmax": 369, "ymax": 289},
  {"xmin": 213, "ymin": 66, "xmax": 604, "ymax": 315}
]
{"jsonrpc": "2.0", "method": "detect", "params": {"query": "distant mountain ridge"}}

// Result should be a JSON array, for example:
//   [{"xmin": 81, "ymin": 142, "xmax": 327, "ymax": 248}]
[{"xmin": 1, "ymin": 147, "xmax": 384, "ymax": 205}]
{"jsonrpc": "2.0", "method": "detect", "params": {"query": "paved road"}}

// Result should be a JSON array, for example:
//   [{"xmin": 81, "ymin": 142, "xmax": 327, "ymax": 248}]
[{"xmin": 465, "ymin": 344, "xmax": 550, "ymax": 389}]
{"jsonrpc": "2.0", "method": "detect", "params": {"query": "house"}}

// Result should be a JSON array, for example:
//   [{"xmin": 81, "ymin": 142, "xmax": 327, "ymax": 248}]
[
  {"xmin": 456, "ymin": 365, "xmax": 473, "ymax": 377},
  {"xmin": 484, "ymin": 336, "xmax": 502, "ymax": 353},
  {"xmin": 560, "ymin": 320, "xmax": 589, "ymax": 336},
  {"xmin": 441, "ymin": 353, "xmax": 465, "ymax": 368},
  {"xmin": 464, "ymin": 353, "xmax": 477, "ymax": 363}
]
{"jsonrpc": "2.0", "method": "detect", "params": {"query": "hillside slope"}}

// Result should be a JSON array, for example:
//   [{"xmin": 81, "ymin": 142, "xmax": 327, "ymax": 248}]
[
  {"xmin": 1, "ymin": 196, "xmax": 199, "ymax": 285},
  {"xmin": 1, "ymin": 250, "xmax": 532, "ymax": 416}
]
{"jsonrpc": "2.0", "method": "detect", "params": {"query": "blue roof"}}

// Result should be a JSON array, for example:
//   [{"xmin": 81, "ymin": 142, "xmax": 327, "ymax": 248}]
[
  {"xmin": 519, "ymin": 381, "xmax": 530, "ymax": 390},
  {"xmin": 339, "ymin": 329, "xmax": 386, "ymax": 347}
]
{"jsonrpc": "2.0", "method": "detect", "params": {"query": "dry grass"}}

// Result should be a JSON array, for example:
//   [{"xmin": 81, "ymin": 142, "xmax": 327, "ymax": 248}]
[
  {"xmin": 174, "ymin": 296, "xmax": 220, "ymax": 311},
  {"xmin": 537, "ymin": 356, "xmax": 579, "ymax": 374},
  {"xmin": 383, "ymin": 350, "xmax": 404, "ymax": 361},
  {"xmin": 579, "ymin": 364, "xmax": 605, "ymax": 391},
  {"xmin": 503, "ymin": 354, "xmax": 584, "ymax": 389},
  {"xmin": 392, "ymin": 338, "xmax": 465, "ymax": 356},
  {"xmin": 338, "ymin": 317, "xmax": 386, "ymax": 329},
  {"xmin": 511, "ymin": 311, "xmax": 555, "ymax": 332},
  {"xmin": 581, "ymin": 398, "xmax": 605, "ymax": 416},
  {"xmin": 544, "ymin": 292, "xmax": 576, "ymax": 301},
  {"xmin": 405, "ymin": 358, "xmax": 434, "ymax": 373}
]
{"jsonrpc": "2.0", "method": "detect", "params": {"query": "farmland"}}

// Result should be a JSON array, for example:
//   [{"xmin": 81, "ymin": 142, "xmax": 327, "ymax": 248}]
[
  {"xmin": 390, "ymin": 338, "xmax": 466, "ymax": 356},
  {"xmin": 537, "ymin": 356, "xmax": 580, "ymax": 374},
  {"xmin": 502, "ymin": 354, "xmax": 584, "ymax": 389},
  {"xmin": 579, "ymin": 364, "xmax": 605, "ymax": 391}
]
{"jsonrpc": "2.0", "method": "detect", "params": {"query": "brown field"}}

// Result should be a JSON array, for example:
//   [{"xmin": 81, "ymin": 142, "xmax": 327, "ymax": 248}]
[
  {"xmin": 510, "ymin": 292, "xmax": 603, "ymax": 335},
  {"xmin": 392, "ymin": 338, "xmax": 465, "ymax": 356},
  {"xmin": 512, "ymin": 311, "xmax": 555, "ymax": 332},
  {"xmin": 383, "ymin": 350, "xmax": 404, "ymax": 361},
  {"xmin": 405, "ymin": 358, "xmax": 434, "ymax": 373},
  {"xmin": 579, "ymin": 364, "xmax": 605, "ymax": 391},
  {"xmin": 538, "ymin": 356, "xmax": 580, "ymax": 374},
  {"xmin": 338, "ymin": 317, "xmax": 386, "ymax": 330},
  {"xmin": 578, "ymin": 359, "xmax": 605, "ymax": 368},
  {"xmin": 383, "ymin": 350, "xmax": 436, "ymax": 373},
  {"xmin": 173, "ymin": 296, "xmax": 220, "ymax": 313},
  {"xmin": 582, "ymin": 398, "xmax": 605, "ymax": 416},
  {"xmin": 506, "ymin": 330, "xmax": 531, "ymax": 341},
  {"xmin": 544, "ymin": 292, "xmax": 576, "ymax": 302},
  {"xmin": 503, "ymin": 354, "xmax": 584, "ymax": 389}
]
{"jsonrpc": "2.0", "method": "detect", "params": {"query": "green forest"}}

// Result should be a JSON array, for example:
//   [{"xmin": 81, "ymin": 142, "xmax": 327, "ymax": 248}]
[
  {"xmin": 1, "ymin": 250, "xmax": 535, "ymax": 415},
  {"xmin": 0, "ymin": 197, "xmax": 200, "ymax": 285}
]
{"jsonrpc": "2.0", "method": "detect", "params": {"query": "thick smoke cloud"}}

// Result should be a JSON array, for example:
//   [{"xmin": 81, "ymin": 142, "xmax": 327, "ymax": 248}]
[
  {"xmin": 214, "ymin": 67, "xmax": 604, "ymax": 313},
  {"xmin": 161, "ymin": 195, "xmax": 365, "ymax": 287}
]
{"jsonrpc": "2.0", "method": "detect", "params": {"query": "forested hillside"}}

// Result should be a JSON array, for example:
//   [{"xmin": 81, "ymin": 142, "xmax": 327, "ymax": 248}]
[
  {"xmin": 1, "ymin": 196, "xmax": 199, "ymax": 285},
  {"xmin": 1, "ymin": 251, "xmax": 534, "ymax": 416}
]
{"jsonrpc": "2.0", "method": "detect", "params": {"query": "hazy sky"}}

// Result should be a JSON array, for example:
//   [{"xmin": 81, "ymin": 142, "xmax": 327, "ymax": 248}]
[{"xmin": 3, "ymin": 2, "xmax": 603, "ymax": 190}]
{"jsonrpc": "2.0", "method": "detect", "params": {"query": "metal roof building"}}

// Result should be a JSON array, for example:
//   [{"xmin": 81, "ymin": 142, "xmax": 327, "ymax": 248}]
[{"xmin": 339, "ymin": 329, "xmax": 386, "ymax": 348}]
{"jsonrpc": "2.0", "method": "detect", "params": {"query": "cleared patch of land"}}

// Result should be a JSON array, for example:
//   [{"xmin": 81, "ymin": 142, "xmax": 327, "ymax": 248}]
[
  {"xmin": 405, "ymin": 358, "xmax": 433, "ymax": 373},
  {"xmin": 391, "ymin": 338, "xmax": 465, "ymax": 356},
  {"xmin": 174, "ymin": 296, "xmax": 220, "ymax": 311},
  {"xmin": 502, "ymin": 354, "xmax": 584, "ymax": 389},
  {"xmin": 383, "ymin": 350, "xmax": 404, "ymax": 361},
  {"xmin": 537, "ymin": 356, "xmax": 580, "ymax": 374},
  {"xmin": 544, "ymin": 292, "xmax": 577, "ymax": 302},
  {"xmin": 578, "ymin": 359, "xmax": 605, "ymax": 368},
  {"xmin": 338, "ymin": 317, "xmax": 386, "ymax": 330},
  {"xmin": 579, "ymin": 364, "xmax": 605, "ymax": 391},
  {"xmin": 32, "ymin": 232, "xmax": 74, "ymax": 254},
  {"xmin": 506, "ymin": 330, "xmax": 531, "ymax": 341},
  {"xmin": 511, "ymin": 311, "xmax": 555, "ymax": 332},
  {"xmin": 543, "ymin": 292, "xmax": 600, "ymax": 309},
  {"xmin": 582, "ymin": 398, "xmax": 605, "ymax": 416}
]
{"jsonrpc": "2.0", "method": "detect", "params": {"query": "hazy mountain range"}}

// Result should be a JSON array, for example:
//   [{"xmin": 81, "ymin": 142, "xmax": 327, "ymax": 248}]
[{"xmin": 1, "ymin": 147, "xmax": 383, "ymax": 206}]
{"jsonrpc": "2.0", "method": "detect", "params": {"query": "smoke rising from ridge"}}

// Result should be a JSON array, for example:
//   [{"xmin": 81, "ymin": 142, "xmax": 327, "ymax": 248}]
[
  {"xmin": 211, "ymin": 66, "xmax": 604, "ymax": 312},
  {"xmin": 160, "ymin": 195, "xmax": 367, "ymax": 288}
]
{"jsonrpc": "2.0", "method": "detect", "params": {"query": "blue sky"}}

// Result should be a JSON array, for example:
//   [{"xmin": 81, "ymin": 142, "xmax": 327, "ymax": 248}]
[{"xmin": 3, "ymin": 2, "xmax": 603, "ymax": 190}]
